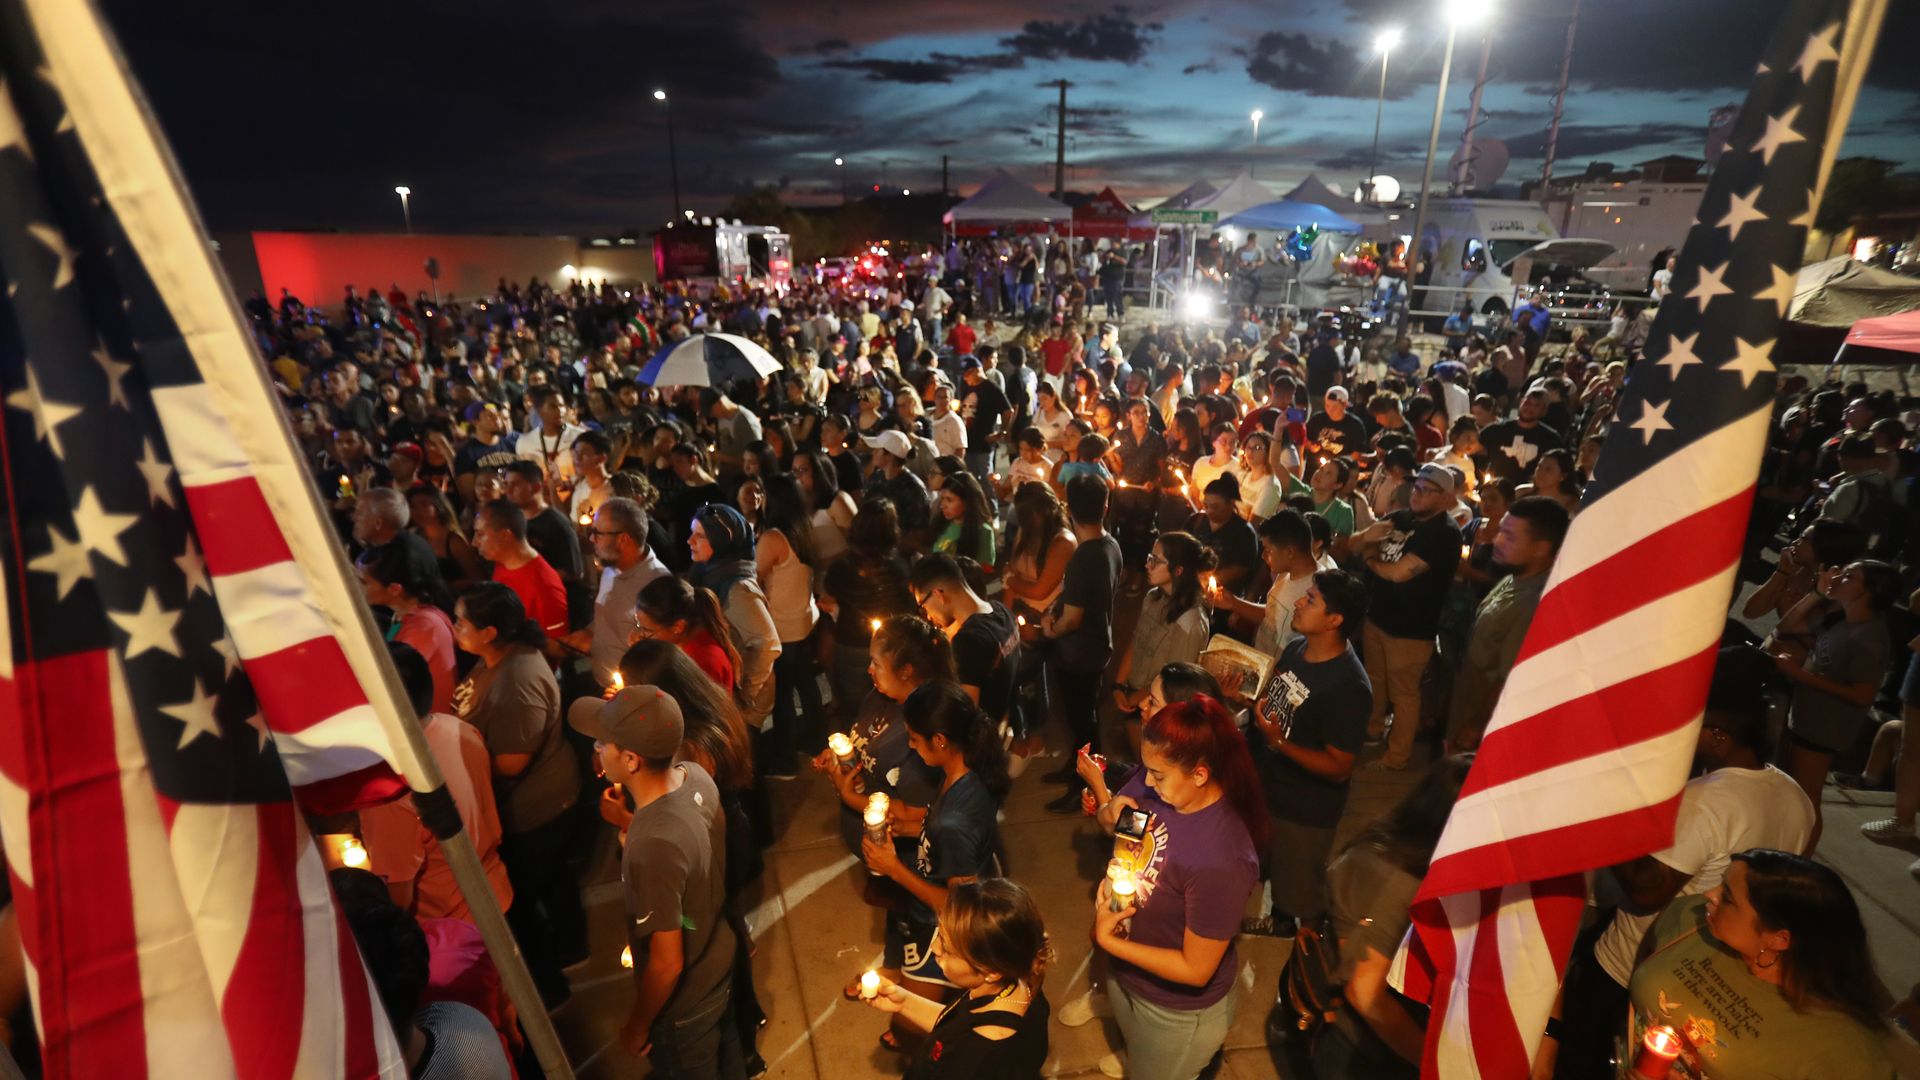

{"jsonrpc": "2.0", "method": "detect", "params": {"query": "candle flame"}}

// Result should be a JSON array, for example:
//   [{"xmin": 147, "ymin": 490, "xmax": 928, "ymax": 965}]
[
  {"xmin": 869, "ymin": 617, "xmax": 883, "ymax": 632},
  {"xmin": 621, "ymin": 945, "xmax": 634, "ymax": 969},
  {"xmin": 340, "ymin": 837, "xmax": 369, "ymax": 869}
]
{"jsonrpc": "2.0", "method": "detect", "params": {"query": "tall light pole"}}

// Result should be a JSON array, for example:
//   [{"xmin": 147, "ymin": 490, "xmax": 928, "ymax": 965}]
[
  {"xmin": 394, "ymin": 186, "xmax": 412, "ymax": 234},
  {"xmin": 653, "ymin": 89, "xmax": 682, "ymax": 221},
  {"xmin": 1405, "ymin": 0, "xmax": 1492, "ymax": 329},
  {"xmin": 834, "ymin": 156, "xmax": 845, "ymax": 204},
  {"xmin": 1364, "ymin": 28, "xmax": 1402, "ymax": 204},
  {"xmin": 1249, "ymin": 109, "xmax": 1264, "ymax": 176}
]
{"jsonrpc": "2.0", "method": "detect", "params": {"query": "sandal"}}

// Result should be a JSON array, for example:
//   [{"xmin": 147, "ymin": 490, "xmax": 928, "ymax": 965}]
[
  {"xmin": 879, "ymin": 1029, "xmax": 905, "ymax": 1053},
  {"xmin": 843, "ymin": 975, "xmax": 867, "ymax": 1001}
]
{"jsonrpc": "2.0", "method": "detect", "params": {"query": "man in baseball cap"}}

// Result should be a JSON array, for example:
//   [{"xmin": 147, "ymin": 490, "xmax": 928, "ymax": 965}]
[
  {"xmin": 860, "ymin": 428, "xmax": 931, "ymax": 534},
  {"xmin": 571, "ymin": 685, "xmax": 743, "ymax": 1067}
]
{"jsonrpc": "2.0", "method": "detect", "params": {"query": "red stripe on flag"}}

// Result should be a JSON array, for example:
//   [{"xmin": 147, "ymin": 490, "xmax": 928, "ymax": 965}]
[
  {"xmin": 244, "ymin": 637, "xmax": 367, "ymax": 736},
  {"xmin": 222, "ymin": 801, "xmax": 305, "ymax": 1080},
  {"xmin": 1424, "ymin": 795, "xmax": 1686, "ymax": 901},
  {"xmin": 1411, "ymin": 894, "xmax": 1462, "ymax": 1076},
  {"xmin": 334, "ymin": 905, "xmax": 381, "ymax": 1079},
  {"xmin": 1464, "ymin": 890, "xmax": 1528, "ymax": 1077},
  {"xmin": 1514, "ymin": 489, "xmax": 1752, "ymax": 667},
  {"xmin": 181, "ymin": 476, "xmax": 294, "ymax": 577},
  {"xmin": 3, "ymin": 653, "xmax": 150, "ymax": 1080},
  {"xmin": 296, "ymin": 760, "xmax": 409, "ymax": 816},
  {"xmin": 1458, "ymin": 646, "xmax": 1719, "ymax": 802}
]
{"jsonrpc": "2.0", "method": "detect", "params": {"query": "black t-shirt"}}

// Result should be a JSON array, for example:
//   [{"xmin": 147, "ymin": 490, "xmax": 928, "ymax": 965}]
[
  {"xmin": 1479, "ymin": 419, "xmax": 1564, "ymax": 481},
  {"xmin": 1471, "ymin": 365, "xmax": 1510, "ymax": 402},
  {"xmin": 1052, "ymin": 534, "xmax": 1122, "ymax": 672},
  {"xmin": 1114, "ymin": 427, "xmax": 1167, "ymax": 485},
  {"xmin": 953, "ymin": 602, "xmax": 1021, "ymax": 725},
  {"xmin": 829, "ymin": 448, "xmax": 865, "ymax": 494},
  {"xmin": 1365, "ymin": 510, "xmax": 1463, "ymax": 639},
  {"xmin": 1186, "ymin": 512, "xmax": 1259, "ymax": 584},
  {"xmin": 1304, "ymin": 411, "xmax": 1369, "ymax": 459},
  {"xmin": 1305, "ymin": 343, "xmax": 1343, "ymax": 399},
  {"xmin": 1250, "ymin": 639, "xmax": 1373, "ymax": 828},
  {"xmin": 526, "ymin": 506, "xmax": 584, "ymax": 581},
  {"xmin": 961, "ymin": 379, "xmax": 1011, "ymax": 445}
]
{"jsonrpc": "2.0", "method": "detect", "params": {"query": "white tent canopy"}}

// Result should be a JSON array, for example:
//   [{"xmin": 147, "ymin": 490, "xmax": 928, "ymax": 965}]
[
  {"xmin": 942, "ymin": 170, "xmax": 1072, "ymax": 225},
  {"xmin": 1131, "ymin": 178, "xmax": 1218, "ymax": 218},
  {"xmin": 1284, "ymin": 174, "xmax": 1348, "ymax": 207},
  {"xmin": 1788, "ymin": 255, "xmax": 1920, "ymax": 327},
  {"xmin": 1187, "ymin": 169, "xmax": 1278, "ymax": 223}
]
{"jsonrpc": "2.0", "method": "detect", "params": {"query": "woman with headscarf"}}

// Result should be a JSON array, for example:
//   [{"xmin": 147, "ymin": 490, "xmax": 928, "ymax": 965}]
[{"xmin": 690, "ymin": 504, "xmax": 782, "ymax": 769}]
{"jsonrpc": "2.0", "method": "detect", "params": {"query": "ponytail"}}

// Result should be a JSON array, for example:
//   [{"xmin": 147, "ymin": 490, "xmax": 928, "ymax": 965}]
[
  {"xmin": 872, "ymin": 615, "xmax": 956, "ymax": 683},
  {"xmin": 1154, "ymin": 530, "xmax": 1215, "ymax": 621},
  {"xmin": 456, "ymin": 582, "xmax": 546, "ymax": 651},
  {"xmin": 903, "ymin": 680, "xmax": 1010, "ymax": 802},
  {"xmin": 638, "ymin": 576, "xmax": 744, "ymax": 685}
]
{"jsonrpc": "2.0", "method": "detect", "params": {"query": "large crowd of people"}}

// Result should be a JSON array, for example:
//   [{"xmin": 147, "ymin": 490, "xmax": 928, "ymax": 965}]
[{"xmin": 255, "ymin": 256, "xmax": 1919, "ymax": 1080}]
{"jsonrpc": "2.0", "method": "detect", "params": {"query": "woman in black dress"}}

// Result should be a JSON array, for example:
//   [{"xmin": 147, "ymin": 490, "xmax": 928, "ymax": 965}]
[{"xmin": 860, "ymin": 877, "xmax": 1051, "ymax": 1079}]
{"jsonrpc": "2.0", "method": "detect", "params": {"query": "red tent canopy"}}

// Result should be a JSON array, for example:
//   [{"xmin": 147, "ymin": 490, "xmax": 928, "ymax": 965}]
[
  {"xmin": 1842, "ymin": 308, "xmax": 1920, "ymax": 357},
  {"xmin": 1072, "ymin": 187, "xmax": 1155, "ymax": 240}
]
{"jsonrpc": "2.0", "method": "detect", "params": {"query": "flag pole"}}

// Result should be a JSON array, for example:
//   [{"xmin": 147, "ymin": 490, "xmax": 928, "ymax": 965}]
[
  {"xmin": 29, "ymin": 0, "xmax": 576, "ymax": 1074},
  {"xmin": 1809, "ymin": 0, "xmax": 1888, "ymax": 214}
]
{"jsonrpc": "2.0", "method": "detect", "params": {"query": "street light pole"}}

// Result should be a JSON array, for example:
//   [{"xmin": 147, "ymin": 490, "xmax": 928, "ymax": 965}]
[
  {"xmin": 834, "ymin": 157, "xmax": 845, "ymax": 204},
  {"xmin": 1364, "ymin": 28, "xmax": 1401, "ymax": 204},
  {"xmin": 1406, "ymin": 0, "xmax": 1489, "ymax": 330},
  {"xmin": 394, "ymin": 185, "xmax": 412, "ymax": 234},
  {"xmin": 1249, "ymin": 109, "xmax": 1264, "ymax": 176},
  {"xmin": 653, "ymin": 89, "xmax": 682, "ymax": 221}
]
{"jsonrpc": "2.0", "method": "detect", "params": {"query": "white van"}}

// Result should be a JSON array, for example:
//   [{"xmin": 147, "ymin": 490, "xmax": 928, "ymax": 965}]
[{"xmin": 1401, "ymin": 198, "xmax": 1614, "ymax": 318}]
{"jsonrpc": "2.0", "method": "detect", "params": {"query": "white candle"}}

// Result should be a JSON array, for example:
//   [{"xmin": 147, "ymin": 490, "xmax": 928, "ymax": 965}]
[
  {"xmin": 859, "ymin": 970, "xmax": 881, "ymax": 999},
  {"xmin": 1110, "ymin": 874, "xmax": 1137, "ymax": 912},
  {"xmin": 828, "ymin": 732, "xmax": 856, "ymax": 768},
  {"xmin": 340, "ymin": 836, "xmax": 369, "ymax": 870}
]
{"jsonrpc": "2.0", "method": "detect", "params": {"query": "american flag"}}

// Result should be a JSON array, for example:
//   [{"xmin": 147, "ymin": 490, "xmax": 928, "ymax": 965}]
[
  {"xmin": 1390, "ymin": 0, "xmax": 1851, "ymax": 1075},
  {"xmin": 0, "ymin": 0, "xmax": 411, "ymax": 1073}
]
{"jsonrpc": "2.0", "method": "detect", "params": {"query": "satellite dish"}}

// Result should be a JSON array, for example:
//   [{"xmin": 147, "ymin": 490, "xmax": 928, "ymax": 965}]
[
  {"xmin": 1360, "ymin": 175, "xmax": 1401, "ymax": 204},
  {"xmin": 1448, "ymin": 137, "xmax": 1509, "ymax": 191}
]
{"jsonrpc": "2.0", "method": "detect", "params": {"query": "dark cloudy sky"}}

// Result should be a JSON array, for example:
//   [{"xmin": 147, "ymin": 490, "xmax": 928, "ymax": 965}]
[{"xmin": 98, "ymin": 0, "xmax": 1920, "ymax": 234}]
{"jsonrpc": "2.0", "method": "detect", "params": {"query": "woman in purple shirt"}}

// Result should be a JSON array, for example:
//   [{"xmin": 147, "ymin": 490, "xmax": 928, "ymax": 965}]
[{"xmin": 1091, "ymin": 696, "xmax": 1266, "ymax": 1080}]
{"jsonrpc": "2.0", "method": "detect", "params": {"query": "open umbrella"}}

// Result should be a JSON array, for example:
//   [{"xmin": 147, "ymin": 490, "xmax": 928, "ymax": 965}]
[{"xmin": 637, "ymin": 332, "xmax": 782, "ymax": 388}]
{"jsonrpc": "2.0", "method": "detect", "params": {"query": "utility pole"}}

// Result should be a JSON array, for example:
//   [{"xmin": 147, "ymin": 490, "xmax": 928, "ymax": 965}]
[
  {"xmin": 1451, "ymin": 31, "xmax": 1492, "ymax": 194},
  {"xmin": 1049, "ymin": 80, "xmax": 1070, "ymax": 201},
  {"xmin": 942, "ymin": 155, "xmax": 950, "ymax": 197},
  {"xmin": 1540, "ymin": 0, "xmax": 1580, "ymax": 193}
]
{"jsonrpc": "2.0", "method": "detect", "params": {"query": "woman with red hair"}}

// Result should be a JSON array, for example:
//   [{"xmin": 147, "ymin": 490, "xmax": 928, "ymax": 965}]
[{"xmin": 1089, "ymin": 695, "xmax": 1266, "ymax": 1080}]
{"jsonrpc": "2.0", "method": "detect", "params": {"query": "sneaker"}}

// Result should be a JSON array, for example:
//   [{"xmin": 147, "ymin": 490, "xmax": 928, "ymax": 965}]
[
  {"xmin": 1059, "ymin": 989, "xmax": 1113, "ymax": 1028},
  {"xmin": 1043, "ymin": 789, "xmax": 1085, "ymax": 815},
  {"xmin": 1099, "ymin": 1052, "xmax": 1127, "ymax": 1078},
  {"xmin": 1860, "ymin": 819, "xmax": 1917, "ymax": 844},
  {"xmin": 1240, "ymin": 914, "xmax": 1297, "ymax": 938},
  {"xmin": 1831, "ymin": 771, "xmax": 1891, "ymax": 792},
  {"xmin": 744, "ymin": 1053, "xmax": 769, "ymax": 1080}
]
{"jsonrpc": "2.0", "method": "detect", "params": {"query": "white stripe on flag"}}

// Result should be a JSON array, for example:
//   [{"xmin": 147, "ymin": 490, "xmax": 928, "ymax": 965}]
[
  {"xmin": 110, "ymin": 660, "xmax": 239, "ymax": 1078},
  {"xmin": 1490, "ymin": 565, "xmax": 1736, "ymax": 732},
  {"xmin": 1494, "ymin": 885, "xmax": 1560, "ymax": 1074},
  {"xmin": 212, "ymin": 562, "xmax": 333, "ymax": 661},
  {"xmin": 270, "ymin": 708, "xmax": 392, "ymax": 787},
  {"xmin": 1432, "ymin": 891, "xmax": 1487, "ymax": 1080},
  {"xmin": 1546, "ymin": 401, "xmax": 1773, "ymax": 586},
  {"xmin": 148, "ymin": 385, "xmax": 248, "ymax": 479}
]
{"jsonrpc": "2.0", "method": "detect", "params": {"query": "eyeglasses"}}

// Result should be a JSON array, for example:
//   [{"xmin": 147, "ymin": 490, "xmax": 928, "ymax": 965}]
[{"xmin": 1144, "ymin": 554, "xmax": 1167, "ymax": 567}]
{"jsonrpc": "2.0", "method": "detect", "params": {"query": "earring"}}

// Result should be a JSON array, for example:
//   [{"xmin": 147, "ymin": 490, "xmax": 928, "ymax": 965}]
[{"xmin": 1755, "ymin": 947, "xmax": 1776, "ymax": 969}]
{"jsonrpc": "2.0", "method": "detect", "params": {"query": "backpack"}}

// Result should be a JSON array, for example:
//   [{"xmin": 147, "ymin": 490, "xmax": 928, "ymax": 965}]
[{"xmin": 1269, "ymin": 915, "xmax": 1344, "ymax": 1052}]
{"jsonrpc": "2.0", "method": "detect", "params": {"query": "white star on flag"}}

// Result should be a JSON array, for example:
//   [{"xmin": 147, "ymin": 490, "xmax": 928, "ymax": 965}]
[
  {"xmin": 70, "ymin": 485, "xmax": 140, "ymax": 567},
  {"xmin": 1792, "ymin": 22, "xmax": 1841, "ymax": 79},
  {"xmin": 1789, "ymin": 188, "xmax": 1816, "ymax": 230},
  {"xmin": 6, "ymin": 366, "xmax": 80, "ymax": 451},
  {"xmin": 1754, "ymin": 264, "xmax": 1796, "ymax": 316},
  {"xmin": 176, "ymin": 534, "xmax": 213, "ymax": 598},
  {"xmin": 0, "ymin": 81, "xmax": 29, "ymax": 162},
  {"xmin": 1716, "ymin": 186, "xmax": 1768, "ymax": 242},
  {"xmin": 136, "ymin": 438, "xmax": 176, "ymax": 508},
  {"xmin": 110, "ymin": 589, "xmax": 184, "ymax": 660},
  {"xmin": 26, "ymin": 523, "xmax": 91, "ymax": 600},
  {"xmin": 1653, "ymin": 331, "xmax": 1705, "ymax": 378},
  {"xmin": 1752, "ymin": 103, "xmax": 1805, "ymax": 165},
  {"xmin": 212, "ymin": 634, "xmax": 243, "ymax": 678},
  {"xmin": 95, "ymin": 342, "xmax": 132, "ymax": 409},
  {"xmin": 1630, "ymin": 399, "xmax": 1674, "ymax": 444},
  {"xmin": 243, "ymin": 711, "xmax": 271, "ymax": 752},
  {"xmin": 1686, "ymin": 262, "xmax": 1734, "ymax": 311},
  {"xmin": 1720, "ymin": 336, "xmax": 1776, "ymax": 388},
  {"xmin": 26, "ymin": 221, "xmax": 75, "ymax": 290},
  {"xmin": 160, "ymin": 680, "xmax": 223, "ymax": 750}
]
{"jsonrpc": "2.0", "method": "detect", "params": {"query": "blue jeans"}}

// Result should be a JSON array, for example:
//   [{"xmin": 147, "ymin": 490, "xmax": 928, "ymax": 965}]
[{"xmin": 1015, "ymin": 282, "xmax": 1035, "ymax": 312}]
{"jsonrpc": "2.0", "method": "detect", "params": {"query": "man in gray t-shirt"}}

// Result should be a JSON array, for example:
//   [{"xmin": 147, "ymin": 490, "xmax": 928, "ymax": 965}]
[{"xmin": 570, "ymin": 686, "xmax": 742, "ymax": 1074}]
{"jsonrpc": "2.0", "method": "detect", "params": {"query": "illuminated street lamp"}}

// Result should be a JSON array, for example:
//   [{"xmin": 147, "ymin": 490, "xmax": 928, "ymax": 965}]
[
  {"xmin": 1363, "ymin": 28, "xmax": 1403, "ymax": 204},
  {"xmin": 1249, "ymin": 109, "xmax": 1265, "ymax": 175},
  {"xmin": 1404, "ymin": 0, "xmax": 1494, "ymax": 329},
  {"xmin": 834, "ymin": 156, "xmax": 846, "ymax": 203},
  {"xmin": 394, "ymin": 186, "xmax": 412, "ymax": 234},
  {"xmin": 654, "ymin": 89, "xmax": 682, "ymax": 221}
]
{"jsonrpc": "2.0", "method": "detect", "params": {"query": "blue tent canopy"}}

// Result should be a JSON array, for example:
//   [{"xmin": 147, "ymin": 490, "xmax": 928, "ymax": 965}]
[{"xmin": 1217, "ymin": 199, "xmax": 1363, "ymax": 234}]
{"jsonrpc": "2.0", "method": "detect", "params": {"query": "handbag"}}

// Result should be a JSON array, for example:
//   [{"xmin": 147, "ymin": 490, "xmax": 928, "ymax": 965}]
[{"xmin": 1269, "ymin": 915, "xmax": 1345, "ymax": 1052}]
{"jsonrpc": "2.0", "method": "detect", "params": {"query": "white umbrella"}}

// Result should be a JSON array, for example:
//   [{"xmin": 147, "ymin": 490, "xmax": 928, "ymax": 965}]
[{"xmin": 636, "ymin": 332, "xmax": 782, "ymax": 388}]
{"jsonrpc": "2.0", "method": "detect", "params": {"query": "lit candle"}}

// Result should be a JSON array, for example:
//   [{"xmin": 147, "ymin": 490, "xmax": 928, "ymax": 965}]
[
  {"xmin": 1106, "ymin": 858, "xmax": 1130, "ymax": 884},
  {"xmin": 1206, "ymin": 574, "xmax": 1218, "ymax": 592},
  {"xmin": 1016, "ymin": 614, "xmax": 1027, "ymax": 627},
  {"xmin": 828, "ymin": 732, "xmax": 856, "ymax": 769},
  {"xmin": 869, "ymin": 617, "xmax": 883, "ymax": 632},
  {"xmin": 620, "ymin": 945, "xmax": 634, "ymax": 969},
  {"xmin": 610, "ymin": 672, "xmax": 624, "ymax": 691},
  {"xmin": 1109, "ymin": 873, "xmax": 1137, "ymax": 912},
  {"xmin": 340, "ymin": 836, "xmax": 369, "ymax": 870},
  {"xmin": 863, "ymin": 794, "xmax": 891, "ymax": 876},
  {"xmin": 859, "ymin": 970, "xmax": 881, "ymax": 999},
  {"xmin": 1317, "ymin": 455, "xmax": 1328, "ymax": 465},
  {"xmin": 1461, "ymin": 544, "xmax": 1472, "ymax": 558},
  {"xmin": 579, "ymin": 511, "xmax": 593, "ymax": 525},
  {"xmin": 1179, "ymin": 483, "xmax": 1190, "ymax": 496},
  {"xmin": 1117, "ymin": 479, "xmax": 1129, "ymax": 488},
  {"xmin": 1630, "ymin": 1025, "xmax": 1683, "ymax": 1079}
]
